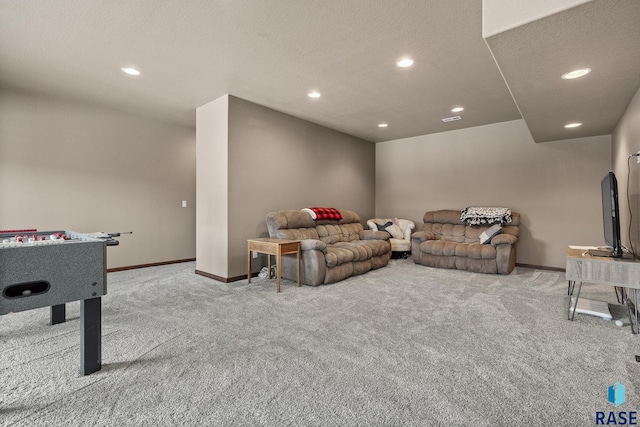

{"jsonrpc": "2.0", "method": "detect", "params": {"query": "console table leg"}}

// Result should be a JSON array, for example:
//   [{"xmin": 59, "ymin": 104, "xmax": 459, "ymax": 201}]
[
  {"xmin": 80, "ymin": 297, "xmax": 102, "ymax": 375},
  {"xmin": 296, "ymin": 248, "xmax": 301, "ymax": 287},
  {"xmin": 247, "ymin": 249, "xmax": 252, "ymax": 283},
  {"xmin": 276, "ymin": 247, "xmax": 281, "ymax": 293},
  {"xmin": 569, "ymin": 282, "xmax": 583, "ymax": 321},
  {"xmin": 633, "ymin": 289, "xmax": 639, "ymax": 335},
  {"xmin": 51, "ymin": 304, "xmax": 66, "ymax": 325}
]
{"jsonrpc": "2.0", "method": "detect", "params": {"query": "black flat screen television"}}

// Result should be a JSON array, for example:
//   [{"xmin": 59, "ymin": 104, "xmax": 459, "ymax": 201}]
[{"xmin": 601, "ymin": 171, "xmax": 623, "ymax": 258}]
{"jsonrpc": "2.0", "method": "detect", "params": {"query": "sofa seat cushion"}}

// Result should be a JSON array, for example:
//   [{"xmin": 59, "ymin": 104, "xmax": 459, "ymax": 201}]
[
  {"xmin": 332, "ymin": 241, "xmax": 372, "ymax": 262},
  {"xmin": 420, "ymin": 240, "xmax": 457, "ymax": 256},
  {"xmin": 327, "ymin": 239, "xmax": 390, "ymax": 267},
  {"xmin": 325, "ymin": 246, "xmax": 355, "ymax": 268},
  {"xmin": 454, "ymin": 242, "xmax": 496, "ymax": 260},
  {"xmin": 357, "ymin": 239, "xmax": 391, "ymax": 257},
  {"xmin": 421, "ymin": 240, "xmax": 497, "ymax": 260}
]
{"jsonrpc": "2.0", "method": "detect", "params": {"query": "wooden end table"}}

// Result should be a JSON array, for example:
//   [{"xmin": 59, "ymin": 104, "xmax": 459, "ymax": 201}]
[{"xmin": 247, "ymin": 238, "xmax": 301, "ymax": 292}]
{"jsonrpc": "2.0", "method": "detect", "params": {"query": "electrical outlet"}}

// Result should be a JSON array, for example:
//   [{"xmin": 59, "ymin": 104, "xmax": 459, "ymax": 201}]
[
  {"xmin": 182, "ymin": 200, "xmax": 187, "ymax": 208},
  {"xmin": 252, "ymin": 252, "xmax": 258, "ymax": 259}
]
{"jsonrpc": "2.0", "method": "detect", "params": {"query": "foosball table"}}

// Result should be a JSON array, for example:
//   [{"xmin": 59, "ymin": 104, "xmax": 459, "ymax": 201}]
[{"xmin": 0, "ymin": 230, "xmax": 108, "ymax": 375}]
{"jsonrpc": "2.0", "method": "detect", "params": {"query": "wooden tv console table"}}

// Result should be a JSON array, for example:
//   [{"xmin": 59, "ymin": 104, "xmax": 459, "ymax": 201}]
[{"xmin": 566, "ymin": 247, "xmax": 640, "ymax": 334}]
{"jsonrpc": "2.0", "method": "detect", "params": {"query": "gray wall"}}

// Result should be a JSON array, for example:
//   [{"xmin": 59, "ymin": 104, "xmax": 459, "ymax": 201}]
[
  {"xmin": 0, "ymin": 87, "xmax": 196, "ymax": 269},
  {"xmin": 227, "ymin": 96, "xmax": 375, "ymax": 278},
  {"xmin": 5, "ymin": 84, "xmax": 622, "ymax": 274},
  {"xmin": 376, "ymin": 119, "xmax": 611, "ymax": 269},
  {"xmin": 613, "ymin": 87, "xmax": 640, "ymax": 254}
]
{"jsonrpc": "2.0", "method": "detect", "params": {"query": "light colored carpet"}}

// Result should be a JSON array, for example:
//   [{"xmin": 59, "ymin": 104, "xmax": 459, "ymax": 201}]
[{"xmin": 1, "ymin": 259, "xmax": 639, "ymax": 426}]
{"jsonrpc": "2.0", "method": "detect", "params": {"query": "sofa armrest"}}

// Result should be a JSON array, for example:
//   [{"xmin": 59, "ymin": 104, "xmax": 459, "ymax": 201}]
[
  {"xmin": 402, "ymin": 226, "xmax": 415, "ymax": 242},
  {"xmin": 397, "ymin": 219, "xmax": 415, "ymax": 242},
  {"xmin": 492, "ymin": 234, "xmax": 518, "ymax": 274},
  {"xmin": 411, "ymin": 230, "xmax": 437, "ymax": 242},
  {"xmin": 300, "ymin": 239, "xmax": 327, "ymax": 253},
  {"xmin": 490, "ymin": 234, "xmax": 517, "ymax": 246},
  {"xmin": 359, "ymin": 230, "xmax": 390, "ymax": 240}
]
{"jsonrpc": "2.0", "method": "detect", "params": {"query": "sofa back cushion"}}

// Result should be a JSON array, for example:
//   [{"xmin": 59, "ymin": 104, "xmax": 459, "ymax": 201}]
[
  {"xmin": 266, "ymin": 210, "xmax": 319, "ymax": 240},
  {"xmin": 423, "ymin": 210, "xmax": 520, "ymax": 243},
  {"xmin": 423, "ymin": 210, "xmax": 466, "ymax": 242},
  {"xmin": 317, "ymin": 223, "xmax": 363, "ymax": 244},
  {"xmin": 266, "ymin": 208, "xmax": 363, "ymax": 242}
]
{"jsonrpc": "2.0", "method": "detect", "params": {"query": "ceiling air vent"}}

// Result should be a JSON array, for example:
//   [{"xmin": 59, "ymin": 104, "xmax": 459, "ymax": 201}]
[{"xmin": 442, "ymin": 116, "xmax": 462, "ymax": 122}]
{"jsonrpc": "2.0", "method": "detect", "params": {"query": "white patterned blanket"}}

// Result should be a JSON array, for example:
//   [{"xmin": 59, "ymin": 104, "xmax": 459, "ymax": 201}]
[{"xmin": 460, "ymin": 207, "xmax": 512, "ymax": 225}]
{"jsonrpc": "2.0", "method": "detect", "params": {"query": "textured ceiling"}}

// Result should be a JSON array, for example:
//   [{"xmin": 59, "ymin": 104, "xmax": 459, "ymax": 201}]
[
  {"xmin": 0, "ymin": 0, "xmax": 638, "ymax": 143},
  {"xmin": 485, "ymin": 0, "xmax": 640, "ymax": 142}
]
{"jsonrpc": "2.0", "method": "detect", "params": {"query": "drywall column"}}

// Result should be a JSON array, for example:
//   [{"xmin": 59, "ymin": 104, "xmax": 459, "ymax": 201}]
[{"xmin": 196, "ymin": 95, "xmax": 229, "ymax": 279}]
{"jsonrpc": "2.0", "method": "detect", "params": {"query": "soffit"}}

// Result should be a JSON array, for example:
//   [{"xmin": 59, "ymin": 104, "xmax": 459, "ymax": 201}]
[{"xmin": 485, "ymin": 0, "xmax": 640, "ymax": 142}]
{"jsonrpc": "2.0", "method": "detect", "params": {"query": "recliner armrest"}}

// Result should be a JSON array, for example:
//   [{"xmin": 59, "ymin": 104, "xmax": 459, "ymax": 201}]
[
  {"xmin": 359, "ymin": 230, "xmax": 390, "ymax": 240},
  {"xmin": 412, "ymin": 231, "xmax": 436, "ymax": 242},
  {"xmin": 490, "ymin": 234, "xmax": 517, "ymax": 246},
  {"xmin": 300, "ymin": 239, "xmax": 327, "ymax": 253}
]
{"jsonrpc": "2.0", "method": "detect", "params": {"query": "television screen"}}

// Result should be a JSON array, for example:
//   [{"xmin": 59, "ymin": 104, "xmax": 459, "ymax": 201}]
[{"xmin": 601, "ymin": 171, "xmax": 623, "ymax": 258}]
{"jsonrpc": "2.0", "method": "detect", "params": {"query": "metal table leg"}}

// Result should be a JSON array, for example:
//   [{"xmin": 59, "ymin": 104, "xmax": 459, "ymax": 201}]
[
  {"xmin": 631, "ymin": 289, "xmax": 640, "ymax": 335},
  {"xmin": 51, "ymin": 304, "xmax": 66, "ymax": 325},
  {"xmin": 567, "ymin": 280, "xmax": 576, "ymax": 297},
  {"xmin": 80, "ymin": 297, "xmax": 102, "ymax": 375},
  {"xmin": 568, "ymin": 281, "xmax": 583, "ymax": 321},
  {"xmin": 634, "ymin": 290, "xmax": 638, "ymax": 335}
]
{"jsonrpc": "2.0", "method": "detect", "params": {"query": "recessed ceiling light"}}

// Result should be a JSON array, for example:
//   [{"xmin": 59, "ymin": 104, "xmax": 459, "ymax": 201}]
[
  {"xmin": 307, "ymin": 91, "xmax": 321, "ymax": 98},
  {"xmin": 564, "ymin": 122, "xmax": 582, "ymax": 128},
  {"xmin": 121, "ymin": 67, "xmax": 141, "ymax": 76},
  {"xmin": 396, "ymin": 58, "xmax": 414, "ymax": 68},
  {"xmin": 451, "ymin": 107, "xmax": 464, "ymax": 113},
  {"xmin": 378, "ymin": 123, "xmax": 388, "ymax": 128},
  {"xmin": 561, "ymin": 68, "xmax": 591, "ymax": 80}
]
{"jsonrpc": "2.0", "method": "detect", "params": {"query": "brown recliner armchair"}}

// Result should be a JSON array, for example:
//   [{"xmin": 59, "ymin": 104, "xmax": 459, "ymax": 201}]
[{"xmin": 367, "ymin": 218, "xmax": 415, "ymax": 257}]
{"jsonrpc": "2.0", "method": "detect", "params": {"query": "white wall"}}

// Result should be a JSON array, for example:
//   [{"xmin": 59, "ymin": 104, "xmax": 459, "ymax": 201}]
[
  {"xmin": 0, "ymin": 87, "xmax": 196, "ymax": 269},
  {"xmin": 376, "ymin": 119, "xmax": 611, "ymax": 269},
  {"xmin": 196, "ymin": 95, "xmax": 229, "ymax": 278}
]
